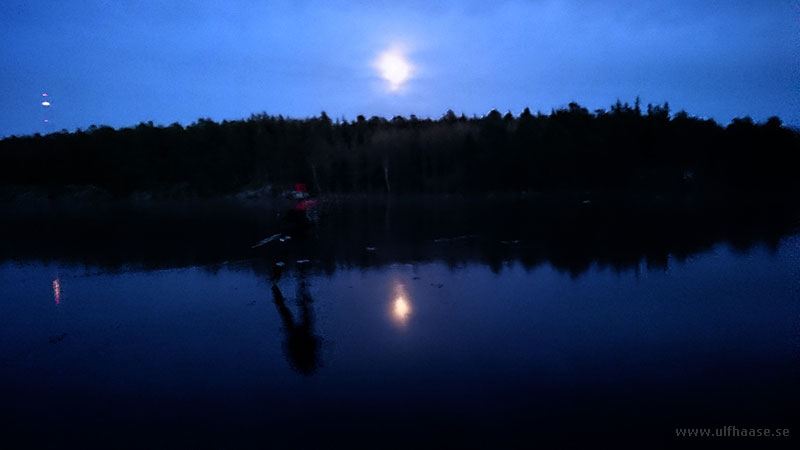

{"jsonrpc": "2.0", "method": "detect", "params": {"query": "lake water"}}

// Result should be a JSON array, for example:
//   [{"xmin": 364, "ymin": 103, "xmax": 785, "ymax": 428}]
[{"xmin": 1, "ymin": 197, "xmax": 797, "ymax": 446}]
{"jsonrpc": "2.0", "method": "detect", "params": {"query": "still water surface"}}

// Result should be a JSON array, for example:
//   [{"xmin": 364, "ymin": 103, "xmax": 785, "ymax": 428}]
[{"xmin": 1, "ymin": 199, "xmax": 798, "ymax": 446}]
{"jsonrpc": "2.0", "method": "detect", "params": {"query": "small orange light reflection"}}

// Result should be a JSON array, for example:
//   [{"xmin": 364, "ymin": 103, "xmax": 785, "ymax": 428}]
[{"xmin": 53, "ymin": 278, "xmax": 61, "ymax": 305}]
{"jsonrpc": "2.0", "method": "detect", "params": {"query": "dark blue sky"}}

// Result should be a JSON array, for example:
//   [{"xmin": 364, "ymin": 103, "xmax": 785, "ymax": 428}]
[{"xmin": 1, "ymin": 0, "xmax": 796, "ymax": 137}]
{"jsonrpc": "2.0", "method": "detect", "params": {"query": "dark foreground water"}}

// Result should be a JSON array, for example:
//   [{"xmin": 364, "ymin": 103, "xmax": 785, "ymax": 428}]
[{"xmin": 1, "ymin": 196, "xmax": 798, "ymax": 447}]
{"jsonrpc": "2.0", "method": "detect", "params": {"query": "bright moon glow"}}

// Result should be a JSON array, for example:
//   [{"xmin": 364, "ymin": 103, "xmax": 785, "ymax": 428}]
[
  {"xmin": 375, "ymin": 49, "xmax": 412, "ymax": 91},
  {"xmin": 393, "ymin": 296, "xmax": 411, "ymax": 322},
  {"xmin": 391, "ymin": 282, "xmax": 412, "ymax": 325}
]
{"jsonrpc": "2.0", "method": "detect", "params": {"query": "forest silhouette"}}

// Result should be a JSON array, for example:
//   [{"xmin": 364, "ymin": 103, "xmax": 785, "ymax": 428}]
[{"xmin": 1, "ymin": 100, "xmax": 798, "ymax": 198}]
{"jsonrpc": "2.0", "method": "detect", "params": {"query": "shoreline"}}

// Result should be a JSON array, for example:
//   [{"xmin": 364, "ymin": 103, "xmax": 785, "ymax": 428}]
[{"xmin": 2, "ymin": 192, "xmax": 797, "ymax": 275}]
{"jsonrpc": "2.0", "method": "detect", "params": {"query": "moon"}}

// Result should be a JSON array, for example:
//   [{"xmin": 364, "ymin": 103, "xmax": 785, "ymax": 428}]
[{"xmin": 375, "ymin": 48, "xmax": 412, "ymax": 91}]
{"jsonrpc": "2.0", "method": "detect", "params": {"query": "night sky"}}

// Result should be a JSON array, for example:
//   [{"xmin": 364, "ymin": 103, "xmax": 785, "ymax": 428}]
[{"xmin": 1, "ymin": 0, "xmax": 797, "ymax": 137}]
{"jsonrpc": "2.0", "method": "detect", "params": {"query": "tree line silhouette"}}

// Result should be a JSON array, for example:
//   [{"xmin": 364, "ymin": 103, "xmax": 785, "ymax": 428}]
[{"xmin": 1, "ymin": 100, "xmax": 798, "ymax": 197}]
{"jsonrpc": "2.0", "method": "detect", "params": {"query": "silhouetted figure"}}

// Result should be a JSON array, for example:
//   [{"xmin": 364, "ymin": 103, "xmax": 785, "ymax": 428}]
[
  {"xmin": 271, "ymin": 280, "xmax": 320, "ymax": 376},
  {"xmin": 284, "ymin": 183, "xmax": 319, "ymax": 232}
]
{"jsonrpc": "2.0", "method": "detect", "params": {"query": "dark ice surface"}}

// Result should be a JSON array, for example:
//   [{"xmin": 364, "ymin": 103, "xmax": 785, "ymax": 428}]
[{"xmin": 1, "ymin": 196, "xmax": 797, "ymax": 447}]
